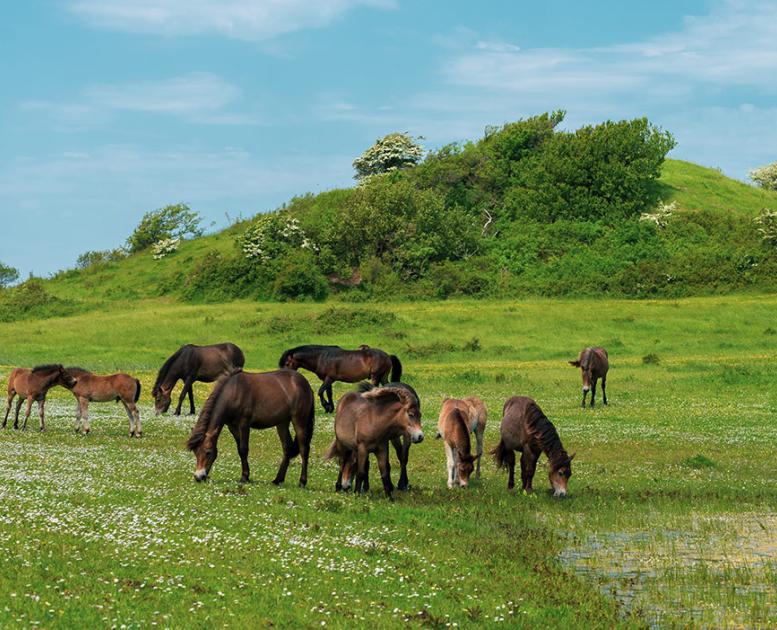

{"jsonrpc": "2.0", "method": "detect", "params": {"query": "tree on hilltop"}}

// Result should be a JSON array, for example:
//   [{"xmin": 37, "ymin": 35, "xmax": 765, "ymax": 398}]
[{"xmin": 353, "ymin": 132, "xmax": 425, "ymax": 180}]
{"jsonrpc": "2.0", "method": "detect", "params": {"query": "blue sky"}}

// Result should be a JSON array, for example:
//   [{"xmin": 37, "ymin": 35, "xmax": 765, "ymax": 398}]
[{"xmin": 2, "ymin": 0, "xmax": 777, "ymax": 277}]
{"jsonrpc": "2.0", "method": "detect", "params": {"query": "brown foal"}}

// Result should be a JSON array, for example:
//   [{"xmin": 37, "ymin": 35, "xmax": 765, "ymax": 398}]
[
  {"xmin": 3, "ymin": 365, "xmax": 76, "ymax": 431},
  {"xmin": 65, "ymin": 368, "xmax": 142, "ymax": 436}
]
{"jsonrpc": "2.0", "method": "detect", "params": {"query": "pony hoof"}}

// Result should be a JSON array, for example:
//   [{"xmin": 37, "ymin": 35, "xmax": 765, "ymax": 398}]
[
  {"xmin": 298, "ymin": 481, "xmax": 307, "ymax": 489},
  {"xmin": 271, "ymin": 478, "xmax": 283, "ymax": 486}
]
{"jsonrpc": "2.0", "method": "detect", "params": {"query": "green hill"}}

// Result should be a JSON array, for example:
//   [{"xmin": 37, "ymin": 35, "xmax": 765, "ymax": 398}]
[{"xmin": 4, "ymin": 113, "xmax": 777, "ymax": 320}]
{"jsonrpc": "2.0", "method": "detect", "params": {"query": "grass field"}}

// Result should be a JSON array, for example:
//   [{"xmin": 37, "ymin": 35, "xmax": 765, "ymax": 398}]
[{"xmin": 1, "ymin": 296, "xmax": 776, "ymax": 628}]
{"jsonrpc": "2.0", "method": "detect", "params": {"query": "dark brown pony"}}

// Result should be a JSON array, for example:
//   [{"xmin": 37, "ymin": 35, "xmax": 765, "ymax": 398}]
[
  {"xmin": 3, "ymin": 365, "xmax": 77, "ymax": 431},
  {"xmin": 153, "ymin": 342, "xmax": 245, "ymax": 416},
  {"xmin": 186, "ymin": 368, "xmax": 314, "ymax": 487},
  {"xmin": 279, "ymin": 345, "xmax": 402, "ymax": 413},
  {"xmin": 569, "ymin": 347, "xmax": 609, "ymax": 408},
  {"xmin": 65, "ymin": 367, "xmax": 142, "ymax": 436},
  {"xmin": 325, "ymin": 382, "xmax": 423, "ymax": 500},
  {"xmin": 492, "ymin": 396, "xmax": 575, "ymax": 497}
]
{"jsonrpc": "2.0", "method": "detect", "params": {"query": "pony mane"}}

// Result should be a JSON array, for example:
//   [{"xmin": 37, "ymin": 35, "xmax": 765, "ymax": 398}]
[
  {"xmin": 525, "ymin": 401, "xmax": 569, "ymax": 469},
  {"xmin": 154, "ymin": 345, "xmax": 189, "ymax": 390},
  {"xmin": 32, "ymin": 364, "xmax": 63, "ymax": 374},
  {"xmin": 278, "ymin": 344, "xmax": 342, "ymax": 368},
  {"xmin": 450, "ymin": 408, "xmax": 471, "ymax": 454},
  {"xmin": 186, "ymin": 368, "xmax": 240, "ymax": 451},
  {"xmin": 65, "ymin": 366, "xmax": 92, "ymax": 376}
]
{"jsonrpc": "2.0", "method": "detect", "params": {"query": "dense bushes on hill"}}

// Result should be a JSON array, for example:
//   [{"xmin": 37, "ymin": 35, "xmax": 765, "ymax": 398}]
[{"xmin": 40, "ymin": 112, "xmax": 777, "ymax": 307}]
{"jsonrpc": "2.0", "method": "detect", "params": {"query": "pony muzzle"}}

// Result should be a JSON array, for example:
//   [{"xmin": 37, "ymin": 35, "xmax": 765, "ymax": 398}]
[
  {"xmin": 409, "ymin": 428, "xmax": 424, "ymax": 443},
  {"xmin": 194, "ymin": 469, "xmax": 208, "ymax": 482}
]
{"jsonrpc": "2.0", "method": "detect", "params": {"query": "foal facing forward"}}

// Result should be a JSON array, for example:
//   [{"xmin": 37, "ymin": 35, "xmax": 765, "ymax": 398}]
[
  {"xmin": 65, "ymin": 368, "xmax": 142, "ymax": 436},
  {"xmin": 3, "ymin": 365, "xmax": 76, "ymax": 431},
  {"xmin": 569, "ymin": 347, "xmax": 609, "ymax": 408},
  {"xmin": 327, "ymin": 382, "xmax": 423, "ymax": 499}
]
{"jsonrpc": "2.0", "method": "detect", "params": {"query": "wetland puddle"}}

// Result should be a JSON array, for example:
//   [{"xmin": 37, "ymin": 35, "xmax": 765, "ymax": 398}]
[{"xmin": 560, "ymin": 514, "xmax": 777, "ymax": 628}]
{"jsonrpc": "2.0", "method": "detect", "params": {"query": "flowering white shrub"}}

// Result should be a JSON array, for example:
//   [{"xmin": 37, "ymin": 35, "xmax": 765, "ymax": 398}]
[
  {"xmin": 749, "ymin": 162, "xmax": 777, "ymax": 191},
  {"xmin": 754, "ymin": 208, "xmax": 777, "ymax": 245},
  {"xmin": 352, "ymin": 132, "xmax": 424, "ymax": 180},
  {"xmin": 152, "ymin": 237, "xmax": 180, "ymax": 259},
  {"xmin": 237, "ymin": 214, "xmax": 317, "ymax": 261},
  {"xmin": 640, "ymin": 201, "xmax": 676, "ymax": 229}
]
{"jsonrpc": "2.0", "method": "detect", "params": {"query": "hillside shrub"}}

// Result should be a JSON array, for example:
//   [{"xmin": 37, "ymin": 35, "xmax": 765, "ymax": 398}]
[
  {"xmin": 0, "ymin": 262, "xmax": 20, "ymax": 288},
  {"xmin": 127, "ymin": 203, "xmax": 202, "ymax": 253},
  {"xmin": 272, "ymin": 254, "xmax": 329, "ymax": 302},
  {"xmin": 749, "ymin": 162, "xmax": 777, "ymax": 191},
  {"xmin": 0, "ymin": 278, "xmax": 79, "ymax": 322}
]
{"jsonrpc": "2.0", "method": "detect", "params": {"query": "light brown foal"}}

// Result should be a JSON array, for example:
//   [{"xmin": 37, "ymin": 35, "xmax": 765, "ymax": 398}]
[
  {"xmin": 3, "ymin": 365, "xmax": 76, "ymax": 431},
  {"xmin": 65, "ymin": 368, "xmax": 142, "ymax": 437},
  {"xmin": 436, "ymin": 396, "xmax": 487, "ymax": 481}
]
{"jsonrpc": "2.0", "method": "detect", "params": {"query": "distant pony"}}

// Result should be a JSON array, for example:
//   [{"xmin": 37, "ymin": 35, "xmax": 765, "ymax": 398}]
[
  {"xmin": 569, "ymin": 347, "xmax": 609, "ymax": 408},
  {"xmin": 436, "ymin": 396, "xmax": 487, "ymax": 487},
  {"xmin": 279, "ymin": 345, "xmax": 402, "ymax": 413}
]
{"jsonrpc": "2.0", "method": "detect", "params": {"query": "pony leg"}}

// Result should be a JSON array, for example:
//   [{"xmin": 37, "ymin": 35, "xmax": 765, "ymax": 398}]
[
  {"xmin": 354, "ymin": 446, "xmax": 369, "ymax": 494},
  {"xmin": 520, "ymin": 451, "xmax": 537, "ymax": 492},
  {"xmin": 362, "ymin": 456, "xmax": 371, "ymax": 492},
  {"xmin": 227, "ymin": 423, "xmax": 250, "ymax": 482},
  {"xmin": 375, "ymin": 444, "xmax": 394, "ymax": 500},
  {"xmin": 81, "ymin": 399, "xmax": 90, "ymax": 434},
  {"xmin": 272, "ymin": 424, "xmax": 293, "ymax": 485},
  {"xmin": 122, "ymin": 402, "xmax": 134, "ymax": 436},
  {"xmin": 174, "ymin": 377, "xmax": 193, "ymax": 416},
  {"xmin": 2, "ymin": 392, "xmax": 14, "ymax": 429},
  {"xmin": 581, "ymin": 387, "xmax": 588, "ymax": 409},
  {"xmin": 444, "ymin": 442, "xmax": 456, "ymax": 489},
  {"xmin": 590, "ymin": 378, "xmax": 597, "ymax": 408},
  {"xmin": 187, "ymin": 383, "xmax": 195, "ymax": 415},
  {"xmin": 475, "ymin": 427, "xmax": 484, "ymax": 480},
  {"xmin": 13, "ymin": 398, "xmax": 23, "ymax": 429},
  {"xmin": 391, "ymin": 435, "xmax": 410, "ymax": 491},
  {"xmin": 130, "ymin": 402, "xmax": 142, "ymax": 437},
  {"xmin": 38, "ymin": 399, "xmax": 45, "ymax": 432},
  {"xmin": 505, "ymin": 449, "xmax": 516, "ymax": 489},
  {"xmin": 601, "ymin": 376, "xmax": 608, "ymax": 405},
  {"xmin": 317, "ymin": 378, "xmax": 334, "ymax": 413},
  {"xmin": 21, "ymin": 398, "xmax": 33, "ymax": 431}
]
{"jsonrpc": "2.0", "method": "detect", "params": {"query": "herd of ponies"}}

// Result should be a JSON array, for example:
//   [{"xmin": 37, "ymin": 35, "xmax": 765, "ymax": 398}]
[{"xmin": 2, "ymin": 342, "xmax": 610, "ymax": 499}]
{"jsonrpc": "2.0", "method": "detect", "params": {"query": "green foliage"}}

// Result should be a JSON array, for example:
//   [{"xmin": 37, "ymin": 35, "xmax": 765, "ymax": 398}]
[
  {"xmin": 0, "ymin": 278, "xmax": 78, "ymax": 322},
  {"xmin": 76, "ymin": 249, "xmax": 126, "ymax": 269},
  {"xmin": 352, "ymin": 132, "xmax": 424, "ymax": 180},
  {"xmin": 272, "ymin": 252, "xmax": 329, "ymax": 301},
  {"xmin": 754, "ymin": 208, "xmax": 777, "ymax": 245},
  {"xmin": 126, "ymin": 203, "xmax": 203, "ymax": 253},
  {"xmin": 749, "ymin": 161, "xmax": 777, "ymax": 191},
  {"xmin": 0, "ymin": 262, "xmax": 20, "ymax": 288}
]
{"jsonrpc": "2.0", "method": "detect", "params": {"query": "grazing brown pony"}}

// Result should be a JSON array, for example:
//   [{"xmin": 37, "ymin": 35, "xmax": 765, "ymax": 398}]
[
  {"xmin": 569, "ymin": 347, "xmax": 609, "ymax": 408},
  {"xmin": 65, "ymin": 368, "xmax": 142, "ymax": 437},
  {"xmin": 187, "ymin": 368, "xmax": 314, "ymax": 487},
  {"xmin": 3, "ymin": 365, "xmax": 77, "ymax": 431},
  {"xmin": 325, "ymin": 382, "xmax": 423, "ymax": 500},
  {"xmin": 492, "ymin": 396, "xmax": 575, "ymax": 497},
  {"xmin": 436, "ymin": 396, "xmax": 487, "ymax": 488},
  {"xmin": 153, "ymin": 342, "xmax": 245, "ymax": 416},
  {"xmin": 279, "ymin": 345, "xmax": 402, "ymax": 413}
]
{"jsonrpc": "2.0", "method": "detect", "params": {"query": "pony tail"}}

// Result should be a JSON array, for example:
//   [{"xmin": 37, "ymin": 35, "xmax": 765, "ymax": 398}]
[
  {"xmin": 492, "ymin": 439, "xmax": 509, "ymax": 469},
  {"xmin": 390, "ymin": 355, "xmax": 402, "ymax": 382},
  {"xmin": 134, "ymin": 379, "xmax": 142, "ymax": 403},
  {"xmin": 186, "ymin": 371, "xmax": 236, "ymax": 451},
  {"xmin": 324, "ymin": 439, "xmax": 339, "ymax": 460}
]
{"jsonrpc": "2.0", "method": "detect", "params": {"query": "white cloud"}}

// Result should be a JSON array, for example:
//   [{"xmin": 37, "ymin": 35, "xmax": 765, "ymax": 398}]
[
  {"xmin": 21, "ymin": 73, "xmax": 254, "ymax": 128},
  {"xmin": 67, "ymin": 0, "xmax": 395, "ymax": 41},
  {"xmin": 446, "ymin": 1, "xmax": 777, "ymax": 97}
]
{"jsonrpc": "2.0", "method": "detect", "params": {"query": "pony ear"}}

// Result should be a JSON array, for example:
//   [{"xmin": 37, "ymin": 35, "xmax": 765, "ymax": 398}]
[
  {"xmin": 569, "ymin": 360, "xmax": 581, "ymax": 367},
  {"xmin": 569, "ymin": 452, "xmax": 576, "ymax": 461}
]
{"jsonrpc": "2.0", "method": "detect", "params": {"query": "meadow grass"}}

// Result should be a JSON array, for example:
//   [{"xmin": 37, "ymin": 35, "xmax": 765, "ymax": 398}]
[{"xmin": 0, "ymin": 295, "xmax": 775, "ymax": 628}]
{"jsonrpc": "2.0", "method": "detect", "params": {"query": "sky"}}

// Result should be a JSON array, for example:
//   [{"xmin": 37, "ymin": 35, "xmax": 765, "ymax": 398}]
[{"xmin": 2, "ymin": 0, "xmax": 777, "ymax": 278}]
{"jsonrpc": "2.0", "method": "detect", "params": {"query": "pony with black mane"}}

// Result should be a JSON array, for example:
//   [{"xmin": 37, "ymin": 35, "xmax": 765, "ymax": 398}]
[
  {"xmin": 569, "ymin": 346, "xmax": 609, "ymax": 408},
  {"xmin": 3, "ymin": 364, "xmax": 76, "ymax": 431},
  {"xmin": 153, "ymin": 342, "xmax": 245, "ymax": 416},
  {"xmin": 187, "ymin": 367, "xmax": 314, "ymax": 487},
  {"xmin": 279, "ymin": 344, "xmax": 402, "ymax": 413},
  {"xmin": 492, "ymin": 396, "xmax": 575, "ymax": 497},
  {"xmin": 65, "ymin": 367, "xmax": 142, "ymax": 436}
]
